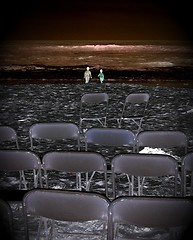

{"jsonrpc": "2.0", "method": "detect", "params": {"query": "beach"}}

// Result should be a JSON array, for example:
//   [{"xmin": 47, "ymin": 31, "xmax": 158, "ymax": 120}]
[{"xmin": 1, "ymin": 40, "xmax": 193, "ymax": 239}]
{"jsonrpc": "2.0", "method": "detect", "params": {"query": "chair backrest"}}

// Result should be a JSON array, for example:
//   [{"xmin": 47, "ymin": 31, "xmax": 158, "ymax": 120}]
[
  {"xmin": 0, "ymin": 198, "xmax": 14, "ymax": 240},
  {"xmin": 121, "ymin": 93, "xmax": 150, "ymax": 117},
  {"xmin": 0, "ymin": 150, "xmax": 41, "ymax": 171},
  {"xmin": 42, "ymin": 151, "xmax": 108, "ymax": 196},
  {"xmin": 125, "ymin": 93, "xmax": 150, "ymax": 104},
  {"xmin": 42, "ymin": 151, "xmax": 106, "ymax": 173},
  {"xmin": 108, "ymin": 196, "xmax": 193, "ymax": 240},
  {"xmin": 23, "ymin": 189, "xmax": 110, "ymax": 239},
  {"xmin": 29, "ymin": 122, "xmax": 80, "ymax": 150},
  {"xmin": 136, "ymin": 130, "xmax": 188, "ymax": 154},
  {"xmin": 80, "ymin": 93, "xmax": 109, "ymax": 128},
  {"xmin": 0, "ymin": 150, "xmax": 42, "ymax": 189},
  {"xmin": 0, "ymin": 126, "xmax": 19, "ymax": 149},
  {"xmin": 118, "ymin": 93, "xmax": 150, "ymax": 133},
  {"xmin": 84, "ymin": 128, "xmax": 136, "ymax": 152},
  {"xmin": 111, "ymin": 153, "xmax": 179, "ymax": 197},
  {"xmin": 81, "ymin": 93, "xmax": 109, "ymax": 105},
  {"xmin": 181, "ymin": 152, "xmax": 193, "ymax": 196}
]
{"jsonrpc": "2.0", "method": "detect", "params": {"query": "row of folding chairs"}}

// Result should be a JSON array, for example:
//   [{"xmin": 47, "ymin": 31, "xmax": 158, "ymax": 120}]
[
  {"xmin": 0, "ymin": 149, "xmax": 193, "ymax": 197},
  {"xmin": 79, "ymin": 92, "xmax": 150, "ymax": 133},
  {"xmin": 0, "ymin": 125, "xmax": 191, "ymax": 193},
  {"xmin": 0, "ymin": 125, "xmax": 188, "ymax": 155},
  {"xmin": 2, "ymin": 189, "xmax": 193, "ymax": 239}
]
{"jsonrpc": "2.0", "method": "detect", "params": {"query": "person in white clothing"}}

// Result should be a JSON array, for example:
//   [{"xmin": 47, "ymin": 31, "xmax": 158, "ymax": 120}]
[{"xmin": 84, "ymin": 67, "xmax": 92, "ymax": 83}]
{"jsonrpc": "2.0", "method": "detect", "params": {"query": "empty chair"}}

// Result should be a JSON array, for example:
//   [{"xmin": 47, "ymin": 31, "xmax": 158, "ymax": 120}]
[
  {"xmin": 29, "ymin": 122, "xmax": 80, "ymax": 152},
  {"xmin": 84, "ymin": 128, "xmax": 136, "ymax": 153},
  {"xmin": 0, "ymin": 150, "xmax": 42, "ymax": 190},
  {"xmin": 0, "ymin": 198, "xmax": 14, "ymax": 240},
  {"xmin": 111, "ymin": 153, "xmax": 179, "ymax": 198},
  {"xmin": 108, "ymin": 196, "xmax": 193, "ymax": 240},
  {"xmin": 23, "ymin": 189, "xmax": 110, "ymax": 239},
  {"xmin": 0, "ymin": 126, "xmax": 19, "ymax": 149},
  {"xmin": 136, "ymin": 130, "xmax": 188, "ymax": 156},
  {"xmin": 42, "ymin": 151, "xmax": 108, "ymax": 197},
  {"xmin": 181, "ymin": 152, "xmax": 193, "ymax": 196},
  {"xmin": 117, "ymin": 93, "xmax": 150, "ymax": 133},
  {"xmin": 79, "ymin": 93, "xmax": 109, "ymax": 128}
]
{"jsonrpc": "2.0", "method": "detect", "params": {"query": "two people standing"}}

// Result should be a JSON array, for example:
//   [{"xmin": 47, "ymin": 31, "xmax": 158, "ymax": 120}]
[{"xmin": 84, "ymin": 67, "xmax": 105, "ymax": 84}]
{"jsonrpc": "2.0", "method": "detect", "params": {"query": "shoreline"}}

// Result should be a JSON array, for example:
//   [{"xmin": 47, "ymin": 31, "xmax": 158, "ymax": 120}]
[{"xmin": 0, "ymin": 65, "xmax": 193, "ymax": 88}]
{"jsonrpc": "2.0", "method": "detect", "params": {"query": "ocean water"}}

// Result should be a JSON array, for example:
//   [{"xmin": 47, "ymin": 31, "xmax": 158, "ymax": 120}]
[{"xmin": 0, "ymin": 40, "xmax": 193, "ymax": 70}]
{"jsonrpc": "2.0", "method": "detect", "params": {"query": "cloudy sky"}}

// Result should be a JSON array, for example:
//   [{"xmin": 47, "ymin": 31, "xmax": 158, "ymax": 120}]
[{"xmin": 1, "ymin": 0, "xmax": 192, "ymax": 41}]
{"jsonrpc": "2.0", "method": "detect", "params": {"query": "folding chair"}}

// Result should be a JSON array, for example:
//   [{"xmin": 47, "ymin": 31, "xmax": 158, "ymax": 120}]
[
  {"xmin": 84, "ymin": 128, "xmax": 136, "ymax": 153},
  {"xmin": 111, "ymin": 153, "xmax": 179, "ymax": 198},
  {"xmin": 29, "ymin": 122, "xmax": 80, "ymax": 152},
  {"xmin": 0, "ymin": 126, "xmax": 19, "ymax": 149},
  {"xmin": 79, "ymin": 93, "xmax": 109, "ymax": 128},
  {"xmin": 108, "ymin": 196, "xmax": 193, "ymax": 240},
  {"xmin": 0, "ymin": 198, "xmax": 14, "ymax": 240},
  {"xmin": 136, "ymin": 130, "xmax": 188, "ymax": 156},
  {"xmin": 0, "ymin": 150, "xmax": 42, "ymax": 190},
  {"xmin": 23, "ymin": 189, "xmax": 110, "ymax": 240},
  {"xmin": 181, "ymin": 152, "xmax": 193, "ymax": 196},
  {"xmin": 42, "ymin": 151, "xmax": 108, "ymax": 197},
  {"xmin": 117, "ymin": 93, "xmax": 150, "ymax": 133}
]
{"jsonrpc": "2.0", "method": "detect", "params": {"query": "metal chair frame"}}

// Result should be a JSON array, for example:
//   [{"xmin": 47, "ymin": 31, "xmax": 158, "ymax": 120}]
[
  {"xmin": 79, "ymin": 93, "xmax": 109, "ymax": 128},
  {"xmin": 136, "ymin": 130, "xmax": 188, "ymax": 155},
  {"xmin": 84, "ymin": 128, "xmax": 136, "ymax": 153},
  {"xmin": 111, "ymin": 153, "xmax": 179, "ymax": 198},
  {"xmin": 42, "ymin": 151, "xmax": 108, "ymax": 197},
  {"xmin": 0, "ymin": 198, "xmax": 14, "ymax": 240},
  {"xmin": 0, "ymin": 126, "xmax": 19, "ymax": 149},
  {"xmin": 0, "ymin": 150, "xmax": 42, "ymax": 190},
  {"xmin": 181, "ymin": 152, "xmax": 193, "ymax": 196},
  {"xmin": 23, "ymin": 189, "xmax": 110, "ymax": 240},
  {"xmin": 29, "ymin": 122, "xmax": 80, "ymax": 151},
  {"xmin": 117, "ymin": 93, "xmax": 150, "ymax": 134},
  {"xmin": 108, "ymin": 196, "xmax": 193, "ymax": 240}
]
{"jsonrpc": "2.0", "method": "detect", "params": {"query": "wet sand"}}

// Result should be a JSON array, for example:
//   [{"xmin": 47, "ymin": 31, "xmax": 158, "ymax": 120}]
[
  {"xmin": 0, "ymin": 67, "xmax": 193, "ymax": 239},
  {"xmin": 0, "ymin": 65, "xmax": 193, "ymax": 88}
]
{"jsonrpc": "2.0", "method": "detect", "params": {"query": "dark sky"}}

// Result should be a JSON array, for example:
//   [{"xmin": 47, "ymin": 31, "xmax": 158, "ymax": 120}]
[{"xmin": 1, "ymin": 0, "xmax": 193, "ymax": 41}]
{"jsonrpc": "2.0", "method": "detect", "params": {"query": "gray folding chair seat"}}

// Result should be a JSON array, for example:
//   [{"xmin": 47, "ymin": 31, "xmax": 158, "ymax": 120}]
[
  {"xmin": 29, "ymin": 122, "xmax": 80, "ymax": 152},
  {"xmin": 181, "ymin": 152, "xmax": 193, "ymax": 196},
  {"xmin": 136, "ymin": 130, "xmax": 188, "ymax": 157},
  {"xmin": 84, "ymin": 128, "xmax": 136, "ymax": 153},
  {"xmin": 0, "ymin": 150, "xmax": 42, "ymax": 190},
  {"xmin": 42, "ymin": 151, "xmax": 108, "ymax": 197},
  {"xmin": 0, "ymin": 198, "xmax": 14, "ymax": 240},
  {"xmin": 108, "ymin": 197, "xmax": 193, "ymax": 240},
  {"xmin": 79, "ymin": 93, "xmax": 109, "ymax": 128},
  {"xmin": 23, "ymin": 189, "xmax": 110, "ymax": 240},
  {"xmin": 111, "ymin": 153, "xmax": 179, "ymax": 198},
  {"xmin": 0, "ymin": 126, "xmax": 19, "ymax": 149},
  {"xmin": 117, "ymin": 93, "xmax": 150, "ymax": 134}
]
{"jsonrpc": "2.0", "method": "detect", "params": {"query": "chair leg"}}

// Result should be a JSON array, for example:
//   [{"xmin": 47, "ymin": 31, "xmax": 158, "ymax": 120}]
[{"xmin": 19, "ymin": 170, "xmax": 27, "ymax": 190}]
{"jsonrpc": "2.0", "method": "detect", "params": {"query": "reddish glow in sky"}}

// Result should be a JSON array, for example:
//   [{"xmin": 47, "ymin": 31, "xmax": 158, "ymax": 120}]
[{"xmin": 0, "ymin": 0, "xmax": 192, "ymax": 41}]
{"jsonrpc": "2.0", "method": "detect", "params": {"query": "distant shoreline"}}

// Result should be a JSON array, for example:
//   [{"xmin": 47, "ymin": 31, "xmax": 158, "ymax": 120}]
[{"xmin": 0, "ymin": 65, "xmax": 193, "ymax": 88}]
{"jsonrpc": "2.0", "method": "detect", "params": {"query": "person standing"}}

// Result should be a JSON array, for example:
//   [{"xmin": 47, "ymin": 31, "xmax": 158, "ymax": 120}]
[
  {"xmin": 84, "ymin": 67, "xmax": 92, "ymax": 83},
  {"xmin": 98, "ymin": 69, "xmax": 104, "ymax": 83}
]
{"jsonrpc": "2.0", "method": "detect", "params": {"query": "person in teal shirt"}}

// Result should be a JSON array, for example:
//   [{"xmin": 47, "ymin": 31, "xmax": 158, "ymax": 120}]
[{"xmin": 98, "ymin": 69, "xmax": 104, "ymax": 83}]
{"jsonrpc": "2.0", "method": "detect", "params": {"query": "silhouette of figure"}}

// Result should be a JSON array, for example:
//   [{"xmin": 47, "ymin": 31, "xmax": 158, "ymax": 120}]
[
  {"xmin": 98, "ymin": 69, "xmax": 105, "ymax": 83},
  {"xmin": 84, "ymin": 67, "xmax": 92, "ymax": 83}
]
